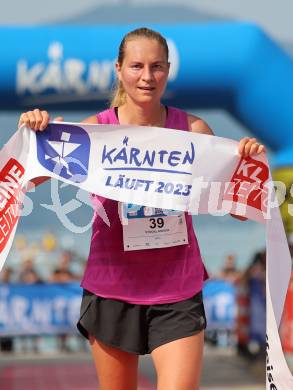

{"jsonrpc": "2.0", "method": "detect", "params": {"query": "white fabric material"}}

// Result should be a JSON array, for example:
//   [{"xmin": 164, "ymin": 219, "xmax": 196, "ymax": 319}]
[{"xmin": 0, "ymin": 123, "xmax": 292, "ymax": 388}]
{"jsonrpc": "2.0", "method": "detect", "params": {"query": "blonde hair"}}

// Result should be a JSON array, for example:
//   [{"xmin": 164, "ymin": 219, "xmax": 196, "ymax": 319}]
[{"xmin": 110, "ymin": 27, "xmax": 169, "ymax": 108}]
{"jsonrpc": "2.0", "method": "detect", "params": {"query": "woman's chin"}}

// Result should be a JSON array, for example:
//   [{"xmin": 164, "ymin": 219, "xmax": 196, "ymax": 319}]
[{"xmin": 132, "ymin": 95, "xmax": 160, "ymax": 105}]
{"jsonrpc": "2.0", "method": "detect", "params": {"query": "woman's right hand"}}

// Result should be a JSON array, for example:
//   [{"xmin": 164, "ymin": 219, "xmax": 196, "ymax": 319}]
[{"xmin": 18, "ymin": 108, "xmax": 63, "ymax": 131}]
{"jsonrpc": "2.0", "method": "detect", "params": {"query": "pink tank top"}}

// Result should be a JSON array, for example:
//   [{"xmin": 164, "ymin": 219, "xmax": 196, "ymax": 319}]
[{"xmin": 81, "ymin": 106, "xmax": 208, "ymax": 304}]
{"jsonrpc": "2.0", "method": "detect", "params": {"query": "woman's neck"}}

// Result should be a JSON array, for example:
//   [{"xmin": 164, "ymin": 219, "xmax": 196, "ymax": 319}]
[{"xmin": 118, "ymin": 100, "xmax": 166, "ymax": 127}]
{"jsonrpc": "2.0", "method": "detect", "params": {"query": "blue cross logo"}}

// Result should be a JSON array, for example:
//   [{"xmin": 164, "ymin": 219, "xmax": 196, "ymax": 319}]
[{"xmin": 36, "ymin": 123, "xmax": 90, "ymax": 183}]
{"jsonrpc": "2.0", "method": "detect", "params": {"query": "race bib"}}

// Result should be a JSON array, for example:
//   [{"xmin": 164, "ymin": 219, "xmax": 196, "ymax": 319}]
[{"xmin": 120, "ymin": 203, "xmax": 188, "ymax": 251}]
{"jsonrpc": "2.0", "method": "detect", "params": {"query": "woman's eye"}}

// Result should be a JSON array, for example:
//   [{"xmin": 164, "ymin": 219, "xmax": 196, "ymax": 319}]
[{"xmin": 153, "ymin": 64, "xmax": 164, "ymax": 70}]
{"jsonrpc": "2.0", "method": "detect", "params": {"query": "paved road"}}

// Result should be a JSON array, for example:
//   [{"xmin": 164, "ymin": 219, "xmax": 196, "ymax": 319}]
[
  {"xmin": 0, "ymin": 345, "xmax": 265, "ymax": 389},
  {"xmin": 139, "ymin": 345, "xmax": 265, "ymax": 389},
  {"xmin": 201, "ymin": 345, "xmax": 265, "ymax": 389}
]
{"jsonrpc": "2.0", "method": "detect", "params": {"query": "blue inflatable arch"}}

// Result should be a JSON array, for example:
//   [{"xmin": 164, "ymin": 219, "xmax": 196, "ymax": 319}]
[{"xmin": 0, "ymin": 22, "xmax": 292, "ymax": 167}]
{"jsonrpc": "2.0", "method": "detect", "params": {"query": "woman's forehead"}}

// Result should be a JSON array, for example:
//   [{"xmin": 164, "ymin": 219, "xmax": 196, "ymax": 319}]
[{"xmin": 123, "ymin": 38, "xmax": 167, "ymax": 61}]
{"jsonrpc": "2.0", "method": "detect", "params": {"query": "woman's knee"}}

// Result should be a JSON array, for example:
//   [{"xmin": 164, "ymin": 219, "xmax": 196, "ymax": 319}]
[{"xmin": 151, "ymin": 332, "xmax": 204, "ymax": 390}]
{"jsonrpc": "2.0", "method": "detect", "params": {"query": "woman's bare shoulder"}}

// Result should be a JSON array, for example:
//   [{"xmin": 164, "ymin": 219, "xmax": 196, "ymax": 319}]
[
  {"xmin": 187, "ymin": 113, "xmax": 214, "ymax": 135},
  {"xmin": 81, "ymin": 114, "xmax": 99, "ymax": 124}
]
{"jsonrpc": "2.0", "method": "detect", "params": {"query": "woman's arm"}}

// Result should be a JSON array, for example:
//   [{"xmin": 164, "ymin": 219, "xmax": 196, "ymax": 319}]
[
  {"xmin": 187, "ymin": 113, "xmax": 214, "ymax": 135},
  {"xmin": 81, "ymin": 114, "xmax": 99, "ymax": 124}
]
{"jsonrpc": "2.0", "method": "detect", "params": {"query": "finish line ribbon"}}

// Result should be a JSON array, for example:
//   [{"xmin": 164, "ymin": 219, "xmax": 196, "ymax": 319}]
[{"xmin": 0, "ymin": 122, "xmax": 292, "ymax": 388}]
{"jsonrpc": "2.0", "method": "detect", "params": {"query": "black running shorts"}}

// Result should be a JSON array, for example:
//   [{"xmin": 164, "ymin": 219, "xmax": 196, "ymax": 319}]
[{"xmin": 77, "ymin": 289, "xmax": 207, "ymax": 355}]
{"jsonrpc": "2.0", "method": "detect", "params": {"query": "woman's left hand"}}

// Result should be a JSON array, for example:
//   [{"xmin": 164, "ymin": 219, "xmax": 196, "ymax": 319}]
[{"xmin": 238, "ymin": 137, "xmax": 266, "ymax": 157}]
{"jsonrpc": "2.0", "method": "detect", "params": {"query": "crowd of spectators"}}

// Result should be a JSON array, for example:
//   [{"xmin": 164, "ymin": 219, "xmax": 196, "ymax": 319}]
[
  {"xmin": 0, "ymin": 232, "xmax": 87, "ymax": 354},
  {"xmin": 205, "ymin": 250, "xmax": 266, "ymax": 359}
]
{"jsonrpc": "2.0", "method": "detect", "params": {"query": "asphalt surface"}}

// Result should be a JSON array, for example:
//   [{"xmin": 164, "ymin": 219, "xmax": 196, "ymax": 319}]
[{"xmin": 0, "ymin": 344, "xmax": 265, "ymax": 389}]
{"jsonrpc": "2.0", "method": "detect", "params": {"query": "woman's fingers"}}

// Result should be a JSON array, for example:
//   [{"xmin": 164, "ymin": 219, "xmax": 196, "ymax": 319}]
[
  {"xmin": 243, "ymin": 138, "xmax": 256, "ymax": 157},
  {"xmin": 26, "ymin": 110, "xmax": 37, "ymax": 129},
  {"xmin": 248, "ymin": 143, "xmax": 259, "ymax": 155},
  {"xmin": 238, "ymin": 137, "xmax": 265, "ymax": 157},
  {"xmin": 247, "ymin": 141, "xmax": 266, "ymax": 156},
  {"xmin": 39, "ymin": 110, "xmax": 50, "ymax": 130},
  {"xmin": 18, "ymin": 109, "xmax": 50, "ymax": 131},
  {"xmin": 244, "ymin": 139, "xmax": 257, "ymax": 156},
  {"xmin": 257, "ymin": 144, "xmax": 266, "ymax": 154},
  {"xmin": 32, "ymin": 109, "xmax": 43, "ymax": 131},
  {"xmin": 18, "ymin": 112, "xmax": 30, "ymax": 128},
  {"xmin": 237, "ymin": 137, "xmax": 250, "ymax": 156}
]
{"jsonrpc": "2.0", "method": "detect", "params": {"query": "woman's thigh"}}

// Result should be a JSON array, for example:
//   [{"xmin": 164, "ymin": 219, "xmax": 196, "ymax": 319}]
[
  {"xmin": 90, "ymin": 335, "xmax": 139, "ymax": 390},
  {"xmin": 151, "ymin": 331, "xmax": 204, "ymax": 390}
]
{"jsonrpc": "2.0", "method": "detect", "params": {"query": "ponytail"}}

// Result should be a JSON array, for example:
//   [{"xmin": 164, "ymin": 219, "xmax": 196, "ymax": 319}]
[{"xmin": 110, "ymin": 80, "xmax": 126, "ymax": 108}]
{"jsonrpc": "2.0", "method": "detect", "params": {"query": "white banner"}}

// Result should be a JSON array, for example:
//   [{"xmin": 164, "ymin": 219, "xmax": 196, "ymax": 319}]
[{"xmin": 0, "ymin": 122, "xmax": 292, "ymax": 388}]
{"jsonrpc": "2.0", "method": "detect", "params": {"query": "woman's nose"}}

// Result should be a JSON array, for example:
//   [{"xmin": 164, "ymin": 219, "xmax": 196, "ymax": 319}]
[{"xmin": 141, "ymin": 66, "xmax": 154, "ymax": 81}]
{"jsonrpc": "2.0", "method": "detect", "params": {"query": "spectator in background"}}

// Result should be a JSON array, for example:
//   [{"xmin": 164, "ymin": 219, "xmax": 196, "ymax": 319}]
[
  {"xmin": 17, "ymin": 258, "xmax": 43, "ymax": 354},
  {"xmin": 236, "ymin": 250, "xmax": 266, "ymax": 359},
  {"xmin": 217, "ymin": 254, "xmax": 243, "ymax": 284},
  {"xmin": 0, "ymin": 267, "xmax": 14, "ymax": 284},
  {"xmin": 49, "ymin": 250, "xmax": 79, "ymax": 283},
  {"xmin": 49, "ymin": 251, "xmax": 78, "ymax": 353},
  {"xmin": 249, "ymin": 251, "xmax": 266, "ymax": 282},
  {"xmin": 18, "ymin": 258, "xmax": 43, "ymax": 284},
  {"xmin": 0, "ymin": 267, "xmax": 14, "ymax": 353},
  {"xmin": 206, "ymin": 255, "xmax": 243, "ymax": 348}
]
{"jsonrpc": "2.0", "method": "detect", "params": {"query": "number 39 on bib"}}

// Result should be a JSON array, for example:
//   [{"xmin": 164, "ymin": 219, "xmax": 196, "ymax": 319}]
[{"xmin": 120, "ymin": 203, "xmax": 189, "ymax": 251}]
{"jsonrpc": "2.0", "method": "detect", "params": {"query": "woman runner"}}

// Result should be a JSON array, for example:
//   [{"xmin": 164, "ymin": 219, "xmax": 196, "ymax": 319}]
[{"xmin": 18, "ymin": 27, "xmax": 265, "ymax": 390}]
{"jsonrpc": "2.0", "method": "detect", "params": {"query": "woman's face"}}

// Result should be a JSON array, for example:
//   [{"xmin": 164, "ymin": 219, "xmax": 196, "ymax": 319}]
[{"xmin": 116, "ymin": 38, "xmax": 170, "ymax": 105}]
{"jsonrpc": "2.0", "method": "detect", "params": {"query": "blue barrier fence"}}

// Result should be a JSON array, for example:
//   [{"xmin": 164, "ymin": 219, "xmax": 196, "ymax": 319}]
[
  {"xmin": 203, "ymin": 280, "xmax": 236, "ymax": 330},
  {"xmin": 0, "ymin": 280, "xmax": 240, "ymax": 336},
  {"xmin": 0, "ymin": 283, "xmax": 82, "ymax": 336}
]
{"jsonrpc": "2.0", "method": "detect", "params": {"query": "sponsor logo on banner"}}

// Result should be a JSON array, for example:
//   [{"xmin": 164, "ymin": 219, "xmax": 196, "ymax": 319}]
[
  {"xmin": 224, "ymin": 156, "xmax": 269, "ymax": 213},
  {"xmin": 36, "ymin": 124, "xmax": 90, "ymax": 183},
  {"xmin": 0, "ymin": 158, "xmax": 25, "ymax": 253}
]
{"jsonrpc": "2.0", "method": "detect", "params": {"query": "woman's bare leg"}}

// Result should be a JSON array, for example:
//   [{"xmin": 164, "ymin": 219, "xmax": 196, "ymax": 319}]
[
  {"xmin": 151, "ymin": 331, "xmax": 204, "ymax": 390},
  {"xmin": 90, "ymin": 336, "xmax": 139, "ymax": 390}
]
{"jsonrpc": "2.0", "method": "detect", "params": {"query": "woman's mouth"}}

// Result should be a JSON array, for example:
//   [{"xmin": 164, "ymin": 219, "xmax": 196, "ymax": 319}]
[{"xmin": 138, "ymin": 86, "xmax": 155, "ymax": 91}]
